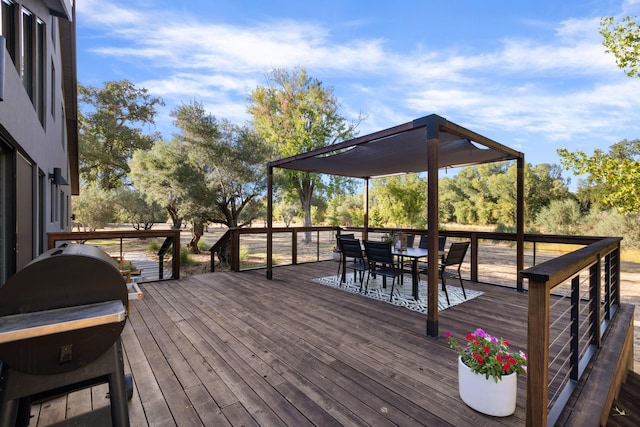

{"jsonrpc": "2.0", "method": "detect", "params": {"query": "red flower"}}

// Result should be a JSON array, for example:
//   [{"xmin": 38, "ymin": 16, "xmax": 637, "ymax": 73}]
[
  {"xmin": 504, "ymin": 339, "xmax": 510, "ymax": 346},
  {"xmin": 483, "ymin": 345, "xmax": 490, "ymax": 354},
  {"xmin": 496, "ymin": 355, "xmax": 503, "ymax": 363},
  {"xmin": 502, "ymin": 362, "xmax": 511, "ymax": 371},
  {"xmin": 466, "ymin": 333, "xmax": 474, "ymax": 340},
  {"xmin": 473, "ymin": 353, "xmax": 484, "ymax": 365},
  {"xmin": 444, "ymin": 331, "xmax": 451, "ymax": 338}
]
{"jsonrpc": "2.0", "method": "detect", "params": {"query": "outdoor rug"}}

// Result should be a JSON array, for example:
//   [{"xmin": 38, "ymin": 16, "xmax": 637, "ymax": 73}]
[{"xmin": 312, "ymin": 275, "xmax": 483, "ymax": 313}]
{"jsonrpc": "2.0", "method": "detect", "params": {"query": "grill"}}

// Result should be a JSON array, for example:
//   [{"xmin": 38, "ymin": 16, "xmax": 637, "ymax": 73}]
[{"xmin": 0, "ymin": 243, "xmax": 132, "ymax": 426}]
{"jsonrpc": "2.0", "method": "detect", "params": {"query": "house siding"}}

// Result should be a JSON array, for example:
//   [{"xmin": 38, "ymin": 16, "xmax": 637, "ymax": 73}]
[{"xmin": 0, "ymin": 0, "xmax": 76, "ymax": 282}]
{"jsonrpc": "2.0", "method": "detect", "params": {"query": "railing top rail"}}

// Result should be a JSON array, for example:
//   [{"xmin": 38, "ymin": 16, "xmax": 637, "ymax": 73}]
[
  {"xmin": 48, "ymin": 230, "xmax": 181, "ymax": 250},
  {"xmin": 49, "ymin": 230, "xmax": 180, "ymax": 240},
  {"xmin": 520, "ymin": 236, "xmax": 621, "ymax": 285}
]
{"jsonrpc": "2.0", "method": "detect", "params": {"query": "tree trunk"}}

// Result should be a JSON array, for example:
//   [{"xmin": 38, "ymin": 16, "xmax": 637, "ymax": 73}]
[{"xmin": 188, "ymin": 221, "xmax": 205, "ymax": 253}]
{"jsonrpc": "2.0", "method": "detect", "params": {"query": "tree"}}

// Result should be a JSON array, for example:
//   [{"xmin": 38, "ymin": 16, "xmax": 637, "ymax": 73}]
[
  {"xmin": 438, "ymin": 162, "xmax": 572, "ymax": 227},
  {"xmin": 113, "ymin": 188, "xmax": 167, "ymax": 230},
  {"xmin": 600, "ymin": 16, "xmax": 640, "ymax": 78},
  {"xmin": 79, "ymin": 80, "xmax": 164, "ymax": 190},
  {"xmin": 248, "ymin": 67, "xmax": 361, "ymax": 242},
  {"xmin": 558, "ymin": 139, "xmax": 640, "ymax": 214},
  {"xmin": 536, "ymin": 199, "xmax": 582, "ymax": 235},
  {"xmin": 71, "ymin": 184, "xmax": 116, "ymax": 231},
  {"xmin": 130, "ymin": 101, "xmax": 271, "ymax": 254},
  {"xmin": 369, "ymin": 174, "xmax": 428, "ymax": 228}
]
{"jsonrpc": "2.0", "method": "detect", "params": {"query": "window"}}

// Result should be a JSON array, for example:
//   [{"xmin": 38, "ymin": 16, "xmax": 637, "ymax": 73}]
[
  {"xmin": 20, "ymin": 8, "xmax": 46, "ymax": 124},
  {"xmin": 36, "ymin": 18, "xmax": 45, "ymax": 124},
  {"xmin": 21, "ymin": 8, "xmax": 33, "ymax": 100},
  {"xmin": 2, "ymin": 0, "xmax": 16, "ymax": 64},
  {"xmin": 50, "ymin": 61, "xmax": 55, "ymax": 119}
]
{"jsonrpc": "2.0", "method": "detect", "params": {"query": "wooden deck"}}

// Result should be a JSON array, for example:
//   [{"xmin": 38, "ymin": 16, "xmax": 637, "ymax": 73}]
[{"xmin": 30, "ymin": 261, "xmax": 534, "ymax": 426}]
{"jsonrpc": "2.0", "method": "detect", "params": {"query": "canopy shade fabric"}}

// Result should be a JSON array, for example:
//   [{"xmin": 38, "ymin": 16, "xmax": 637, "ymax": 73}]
[{"xmin": 269, "ymin": 114, "xmax": 523, "ymax": 178}]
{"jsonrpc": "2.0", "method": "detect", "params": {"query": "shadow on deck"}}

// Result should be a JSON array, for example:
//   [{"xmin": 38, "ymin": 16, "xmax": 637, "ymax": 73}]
[{"xmin": 29, "ymin": 261, "xmax": 634, "ymax": 426}]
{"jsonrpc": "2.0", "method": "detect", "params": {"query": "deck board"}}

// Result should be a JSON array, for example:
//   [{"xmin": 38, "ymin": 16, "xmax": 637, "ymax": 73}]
[{"xmin": 31, "ymin": 261, "xmax": 538, "ymax": 425}]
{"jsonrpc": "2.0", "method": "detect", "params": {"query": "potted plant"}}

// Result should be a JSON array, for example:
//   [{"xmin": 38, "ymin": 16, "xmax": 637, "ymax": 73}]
[
  {"xmin": 332, "ymin": 246, "xmax": 341, "ymax": 261},
  {"xmin": 445, "ymin": 329, "xmax": 527, "ymax": 417}
]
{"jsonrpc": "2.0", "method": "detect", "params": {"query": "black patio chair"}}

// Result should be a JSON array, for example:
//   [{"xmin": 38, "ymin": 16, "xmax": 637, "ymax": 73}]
[
  {"xmin": 417, "ymin": 235, "xmax": 447, "ymax": 271},
  {"xmin": 363, "ymin": 240, "xmax": 405, "ymax": 301},
  {"xmin": 428, "ymin": 241, "xmax": 470, "ymax": 306},
  {"xmin": 337, "ymin": 237, "xmax": 368, "ymax": 288},
  {"xmin": 335, "ymin": 233, "xmax": 355, "ymax": 278}
]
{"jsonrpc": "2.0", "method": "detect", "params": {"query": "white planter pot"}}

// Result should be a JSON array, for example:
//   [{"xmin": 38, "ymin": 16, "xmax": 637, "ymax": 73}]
[
  {"xmin": 458, "ymin": 356, "xmax": 517, "ymax": 417},
  {"xmin": 332, "ymin": 252, "xmax": 341, "ymax": 261}
]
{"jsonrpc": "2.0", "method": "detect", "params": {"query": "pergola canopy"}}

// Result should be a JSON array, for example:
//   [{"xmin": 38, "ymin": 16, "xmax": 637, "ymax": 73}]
[
  {"xmin": 266, "ymin": 113, "xmax": 525, "ymax": 337},
  {"xmin": 269, "ymin": 114, "xmax": 523, "ymax": 178}
]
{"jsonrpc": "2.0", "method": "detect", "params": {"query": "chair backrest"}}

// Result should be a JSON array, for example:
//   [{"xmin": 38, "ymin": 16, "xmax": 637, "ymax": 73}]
[
  {"xmin": 438, "ymin": 235, "xmax": 447, "ymax": 251},
  {"xmin": 339, "ymin": 238, "xmax": 364, "ymax": 259},
  {"xmin": 443, "ymin": 242, "xmax": 469, "ymax": 267},
  {"xmin": 336, "ymin": 233, "xmax": 355, "ymax": 246},
  {"xmin": 363, "ymin": 240, "xmax": 394, "ymax": 264},
  {"xmin": 406, "ymin": 234, "xmax": 415, "ymax": 248},
  {"xmin": 418, "ymin": 235, "xmax": 447, "ymax": 251}
]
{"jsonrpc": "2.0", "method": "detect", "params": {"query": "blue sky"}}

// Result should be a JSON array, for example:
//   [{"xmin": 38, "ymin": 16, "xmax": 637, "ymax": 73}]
[{"xmin": 76, "ymin": 0, "xmax": 640, "ymax": 178}]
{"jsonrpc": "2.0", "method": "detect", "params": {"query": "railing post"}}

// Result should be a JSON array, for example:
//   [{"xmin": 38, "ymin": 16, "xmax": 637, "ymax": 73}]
[
  {"xmin": 613, "ymin": 246, "xmax": 621, "ymax": 308},
  {"xmin": 172, "ymin": 230, "xmax": 180, "ymax": 279},
  {"xmin": 570, "ymin": 276, "xmax": 580, "ymax": 381},
  {"xmin": 230, "ymin": 228, "xmax": 240, "ymax": 272},
  {"xmin": 590, "ymin": 262, "xmax": 602, "ymax": 346},
  {"xmin": 604, "ymin": 253, "xmax": 611, "ymax": 320},
  {"xmin": 292, "ymin": 229, "xmax": 298, "ymax": 265},
  {"xmin": 526, "ymin": 277, "xmax": 550, "ymax": 427},
  {"xmin": 470, "ymin": 233, "xmax": 478, "ymax": 283}
]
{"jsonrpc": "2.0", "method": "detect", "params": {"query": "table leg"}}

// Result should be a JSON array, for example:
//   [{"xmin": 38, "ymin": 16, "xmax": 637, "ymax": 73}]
[{"xmin": 412, "ymin": 259, "xmax": 419, "ymax": 300}]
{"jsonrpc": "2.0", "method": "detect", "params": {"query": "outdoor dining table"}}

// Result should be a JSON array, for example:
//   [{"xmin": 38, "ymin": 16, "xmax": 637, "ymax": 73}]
[{"xmin": 391, "ymin": 246, "xmax": 444, "ymax": 300}]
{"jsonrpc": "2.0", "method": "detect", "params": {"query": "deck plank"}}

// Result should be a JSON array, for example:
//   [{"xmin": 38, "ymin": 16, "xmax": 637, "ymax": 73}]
[{"xmin": 28, "ymin": 260, "xmax": 598, "ymax": 426}]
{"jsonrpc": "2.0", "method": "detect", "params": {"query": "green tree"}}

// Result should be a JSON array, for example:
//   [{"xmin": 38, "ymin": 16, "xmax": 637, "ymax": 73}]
[
  {"xmin": 79, "ymin": 80, "xmax": 164, "ymax": 191},
  {"xmin": 248, "ymin": 67, "xmax": 361, "ymax": 242},
  {"xmin": 131, "ymin": 101, "xmax": 270, "ymax": 253},
  {"xmin": 536, "ymin": 199, "xmax": 582, "ymax": 235},
  {"xmin": 113, "ymin": 188, "xmax": 167, "ymax": 230},
  {"xmin": 558, "ymin": 139, "xmax": 640, "ymax": 214},
  {"xmin": 71, "ymin": 184, "xmax": 116, "ymax": 231},
  {"xmin": 369, "ymin": 174, "xmax": 428, "ymax": 228},
  {"xmin": 130, "ymin": 139, "xmax": 192, "ymax": 230},
  {"xmin": 600, "ymin": 16, "xmax": 640, "ymax": 78}
]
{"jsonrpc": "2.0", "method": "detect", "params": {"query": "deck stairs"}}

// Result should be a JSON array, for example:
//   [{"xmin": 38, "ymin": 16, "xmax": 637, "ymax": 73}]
[{"xmin": 607, "ymin": 370, "xmax": 640, "ymax": 426}]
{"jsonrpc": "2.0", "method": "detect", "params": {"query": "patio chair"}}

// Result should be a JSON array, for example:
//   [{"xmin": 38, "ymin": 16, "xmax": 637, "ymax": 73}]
[
  {"xmin": 431, "ymin": 241, "xmax": 470, "ymax": 306},
  {"xmin": 363, "ymin": 240, "xmax": 405, "ymax": 301},
  {"xmin": 337, "ymin": 237, "xmax": 368, "ymax": 287},
  {"xmin": 417, "ymin": 235, "xmax": 447, "ymax": 271},
  {"xmin": 335, "ymin": 233, "xmax": 355, "ymax": 278}
]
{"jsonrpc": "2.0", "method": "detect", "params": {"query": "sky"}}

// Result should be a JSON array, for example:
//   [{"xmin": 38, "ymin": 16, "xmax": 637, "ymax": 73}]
[{"xmin": 76, "ymin": 0, "xmax": 640, "ymax": 183}]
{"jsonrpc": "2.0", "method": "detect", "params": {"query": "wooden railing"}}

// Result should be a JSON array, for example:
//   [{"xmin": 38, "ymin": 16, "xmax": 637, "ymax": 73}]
[
  {"xmin": 48, "ymin": 230, "xmax": 181, "ymax": 280},
  {"xmin": 210, "ymin": 226, "xmax": 340, "ymax": 271},
  {"xmin": 520, "ymin": 237, "xmax": 622, "ymax": 427},
  {"xmin": 214, "ymin": 225, "xmax": 604, "ymax": 286}
]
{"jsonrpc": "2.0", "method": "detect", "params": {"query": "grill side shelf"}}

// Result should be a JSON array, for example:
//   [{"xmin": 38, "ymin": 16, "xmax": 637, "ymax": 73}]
[{"xmin": 0, "ymin": 300, "xmax": 126, "ymax": 344}]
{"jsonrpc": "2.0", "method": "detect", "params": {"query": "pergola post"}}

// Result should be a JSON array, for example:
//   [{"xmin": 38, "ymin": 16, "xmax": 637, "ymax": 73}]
[
  {"xmin": 267, "ymin": 165, "xmax": 273, "ymax": 280},
  {"xmin": 426, "ymin": 120, "xmax": 440, "ymax": 337},
  {"xmin": 516, "ymin": 156, "xmax": 525, "ymax": 291},
  {"xmin": 363, "ymin": 177, "xmax": 369, "ymax": 241}
]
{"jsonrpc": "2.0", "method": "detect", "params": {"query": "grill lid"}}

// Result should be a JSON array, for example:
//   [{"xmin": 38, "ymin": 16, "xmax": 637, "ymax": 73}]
[{"xmin": 0, "ymin": 243, "xmax": 128, "ymax": 374}]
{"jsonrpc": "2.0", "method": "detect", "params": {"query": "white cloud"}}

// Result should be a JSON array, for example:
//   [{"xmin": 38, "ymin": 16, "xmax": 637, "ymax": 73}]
[{"xmin": 76, "ymin": 1, "xmax": 640, "ymax": 165}]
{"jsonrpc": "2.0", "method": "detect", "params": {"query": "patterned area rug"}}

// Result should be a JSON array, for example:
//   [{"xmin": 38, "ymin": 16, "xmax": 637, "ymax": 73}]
[{"xmin": 312, "ymin": 274, "xmax": 483, "ymax": 313}]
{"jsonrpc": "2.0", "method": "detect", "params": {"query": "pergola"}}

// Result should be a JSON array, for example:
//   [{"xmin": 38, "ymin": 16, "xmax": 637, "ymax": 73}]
[{"xmin": 266, "ymin": 114, "xmax": 525, "ymax": 337}]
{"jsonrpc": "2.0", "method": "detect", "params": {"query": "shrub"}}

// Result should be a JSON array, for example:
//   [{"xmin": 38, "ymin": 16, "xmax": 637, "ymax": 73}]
[{"xmin": 180, "ymin": 245, "xmax": 195, "ymax": 265}]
